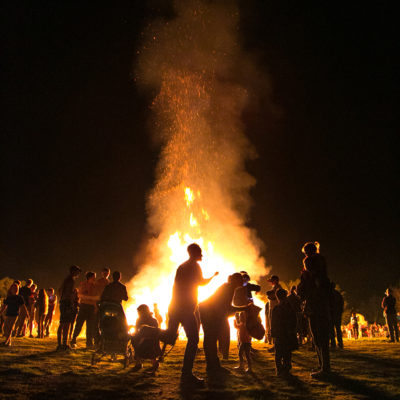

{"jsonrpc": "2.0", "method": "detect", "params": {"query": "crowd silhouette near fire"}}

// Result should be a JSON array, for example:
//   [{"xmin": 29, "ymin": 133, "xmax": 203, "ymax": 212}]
[{"xmin": 0, "ymin": 241, "xmax": 399, "ymax": 387}]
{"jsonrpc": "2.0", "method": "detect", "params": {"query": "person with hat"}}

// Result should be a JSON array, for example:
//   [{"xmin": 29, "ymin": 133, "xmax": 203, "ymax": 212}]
[{"xmin": 57, "ymin": 265, "xmax": 81, "ymax": 350}]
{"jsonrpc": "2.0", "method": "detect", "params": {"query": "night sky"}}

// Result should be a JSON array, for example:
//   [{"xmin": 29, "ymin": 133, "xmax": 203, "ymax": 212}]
[{"xmin": 2, "ymin": 1, "xmax": 398, "ymax": 307}]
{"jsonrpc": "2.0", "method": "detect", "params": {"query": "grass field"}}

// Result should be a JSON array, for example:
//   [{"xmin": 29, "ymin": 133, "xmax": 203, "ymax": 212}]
[{"xmin": 0, "ymin": 337, "xmax": 399, "ymax": 400}]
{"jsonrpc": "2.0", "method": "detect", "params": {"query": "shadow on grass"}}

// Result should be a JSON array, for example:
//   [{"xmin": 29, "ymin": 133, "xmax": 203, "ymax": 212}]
[
  {"xmin": 320, "ymin": 372, "xmax": 396, "ymax": 400},
  {"xmin": 340, "ymin": 350, "xmax": 400, "ymax": 370}
]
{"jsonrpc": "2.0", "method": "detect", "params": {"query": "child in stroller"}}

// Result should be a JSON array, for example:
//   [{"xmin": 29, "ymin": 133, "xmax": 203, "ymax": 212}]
[{"xmin": 131, "ymin": 304, "xmax": 161, "ymax": 374}]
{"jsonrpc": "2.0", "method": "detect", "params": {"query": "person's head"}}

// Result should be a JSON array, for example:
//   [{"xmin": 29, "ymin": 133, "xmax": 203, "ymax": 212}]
[
  {"xmin": 241, "ymin": 272, "xmax": 250, "ymax": 284},
  {"xmin": 70, "ymin": 265, "xmax": 82, "ymax": 278},
  {"xmin": 385, "ymin": 288, "xmax": 392, "ymax": 296},
  {"xmin": 14, "ymin": 280, "xmax": 21, "ymax": 287},
  {"xmin": 9, "ymin": 283, "xmax": 19, "ymax": 295},
  {"xmin": 276, "ymin": 288, "xmax": 288, "ymax": 303},
  {"xmin": 26, "ymin": 279, "xmax": 33, "ymax": 287},
  {"xmin": 112, "ymin": 271, "xmax": 121, "ymax": 282},
  {"xmin": 187, "ymin": 243, "xmax": 202, "ymax": 261},
  {"xmin": 228, "ymin": 273, "xmax": 244, "ymax": 289},
  {"xmin": 153, "ymin": 303, "xmax": 158, "ymax": 309},
  {"xmin": 331, "ymin": 282, "xmax": 336, "ymax": 290},
  {"xmin": 31, "ymin": 284, "xmax": 37, "ymax": 292},
  {"xmin": 86, "ymin": 271, "xmax": 96, "ymax": 283},
  {"xmin": 47, "ymin": 288, "xmax": 54, "ymax": 295},
  {"xmin": 137, "ymin": 304, "xmax": 151, "ymax": 317},
  {"xmin": 38, "ymin": 288, "xmax": 47, "ymax": 299},
  {"xmin": 352, "ymin": 311, "xmax": 356, "ymax": 317},
  {"xmin": 101, "ymin": 268, "xmax": 110, "ymax": 279},
  {"xmin": 267, "ymin": 275, "xmax": 279, "ymax": 287},
  {"xmin": 302, "ymin": 241, "xmax": 320, "ymax": 256},
  {"xmin": 290, "ymin": 285, "xmax": 297, "ymax": 295}
]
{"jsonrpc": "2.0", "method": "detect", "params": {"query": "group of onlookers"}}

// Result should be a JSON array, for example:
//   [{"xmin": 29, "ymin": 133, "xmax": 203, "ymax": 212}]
[
  {"xmin": 0, "ymin": 241, "xmax": 398, "ymax": 386},
  {"xmin": 0, "ymin": 279, "xmax": 57, "ymax": 346}
]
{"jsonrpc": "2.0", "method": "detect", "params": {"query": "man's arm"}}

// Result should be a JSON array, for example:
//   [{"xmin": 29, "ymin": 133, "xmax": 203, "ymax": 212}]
[{"xmin": 199, "ymin": 271, "xmax": 219, "ymax": 286}]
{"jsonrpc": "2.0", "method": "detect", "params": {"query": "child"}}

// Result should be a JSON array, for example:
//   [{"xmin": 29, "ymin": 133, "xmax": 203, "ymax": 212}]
[
  {"xmin": 271, "ymin": 288, "xmax": 297, "ymax": 376},
  {"xmin": 133, "ymin": 304, "xmax": 161, "ymax": 373},
  {"xmin": 351, "ymin": 312, "xmax": 359, "ymax": 339},
  {"xmin": 0, "ymin": 284, "xmax": 29, "ymax": 346},
  {"xmin": 36, "ymin": 289, "xmax": 48, "ymax": 338},
  {"xmin": 233, "ymin": 311, "xmax": 252, "ymax": 373}
]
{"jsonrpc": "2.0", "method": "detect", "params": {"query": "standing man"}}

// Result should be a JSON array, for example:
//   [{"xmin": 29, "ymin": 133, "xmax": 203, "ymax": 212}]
[
  {"xmin": 70, "ymin": 271, "xmax": 98, "ymax": 349},
  {"xmin": 382, "ymin": 288, "xmax": 399, "ymax": 342},
  {"xmin": 168, "ymin": 243, "xmax": 218, "ymax": 386},
  {"xmin": 330, "ymin": 282, "xmax": 344, "ymax": 349},
  {"xmin": 266, "ymin": 275, "xmax": 282, "ymax": 352},
  {"xmin": 15, "ymin": 279, "xmax": 33, "ymax": 337},
  {"xmin": 297, "ymin": 241, "xmax": 331, "ymax": 378},
  {"xmin": 57, "ymin": 265, "xmax": 81, "ymax": 350},
  {"xmin": 94, "ymin": 268, "xmax": 110, "ymax": 345}
]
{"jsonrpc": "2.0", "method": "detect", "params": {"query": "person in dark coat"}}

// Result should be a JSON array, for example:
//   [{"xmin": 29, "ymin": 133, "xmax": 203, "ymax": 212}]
[
  {"xmin": 297, "ymin": 241, "xmax": 331, "ymax": 378},
  {"xmin": 271, "ymin": 289, "xmax": 297, "ymax": 376},
  {"xmin": 330, "ymin": 282, "xmax": 344, "ymax": 349},
  {"xmin": 381, "ymin": 288, "xmax": 399, "ymax": 342},
  {"xmin": 199, "ymin": 273, "xmax": 248, "ymax": 377},
  {"xmin": 287, "ymin": 285, "xmax": 305, "ymax": 345}
]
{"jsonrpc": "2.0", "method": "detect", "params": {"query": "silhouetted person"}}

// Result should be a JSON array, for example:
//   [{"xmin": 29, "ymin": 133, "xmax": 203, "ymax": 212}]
[
  {"xmin": 350, "ymin": 312, "xmax": 359, "ymax": 339},
  {"xmin": 271, "ymin": 289, "xmax": 297, "ymax": 376},
  {"xmin": 36, "ymin": 288, "xmax": 48, "ymax": 338},
  {"xmin": 44, "ymin": 288, "xmax": 57, "ymax": 337},
  {"xmin": 15, "ymin": 279, "xmax": 33, "ymax": 337},
  {"xmin": 288, "ymin": 285, "xmax": 305, "ymax": 345},
  {"xmin": 57, "ymin": 265, "xmax": 81, "ymax": 350},
  {"xmin": 100, "ymin": 271, "xmax": 128, "ymax": 305},
  {"xmin": 199, "ymin": 273, "xmax": 247, "ymax": 377},
  {"xmin": 27, "ymin": 284, "xmax": 37, "ymax": 338},
  {"xmin": 329, "ymin": 282, "xmax": 344, "ymax": 348},
  {"xmin": 381, "ymin": 288, "xmax": 399, "ymax": 342},
  {"xmin": 266, "ymin": 275, "xmax": 282, "ymax": 352},
  {"xmin": 71, "ymin": 271, "xmax": 98, "ymax": 349},
  {"xmin": 0, "ymin": 283, "xmax": 29, "ymax": 346},
  {"xmin": 94, "ymin": 268, "xmax": 110, "ymax": 345},
  {"xmin": 297, "ymin": 242, "xmax": 331, "ymax": 378},
  {"xmin": 168, "ymin": 243, "xmax": 218, "ymax": 386}
]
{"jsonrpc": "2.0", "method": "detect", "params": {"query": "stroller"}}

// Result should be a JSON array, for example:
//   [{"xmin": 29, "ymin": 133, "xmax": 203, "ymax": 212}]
[{"xmin": 91, "ymin": 302, "xmax": 134, "ymax": 368}]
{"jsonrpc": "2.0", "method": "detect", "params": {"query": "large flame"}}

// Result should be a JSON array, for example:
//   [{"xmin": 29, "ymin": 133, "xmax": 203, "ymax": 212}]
[{"xmin": 126, "ymin": 0, "xmax": 270, "ymax": 335}]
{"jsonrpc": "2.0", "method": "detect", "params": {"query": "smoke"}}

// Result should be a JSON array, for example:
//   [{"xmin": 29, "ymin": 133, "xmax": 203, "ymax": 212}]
[{"xmin": 127, "ymin": 0, "xmax": 270, "ymax": 317}]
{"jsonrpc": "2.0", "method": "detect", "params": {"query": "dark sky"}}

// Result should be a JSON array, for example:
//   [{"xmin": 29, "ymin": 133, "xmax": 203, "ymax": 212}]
[{"xmin": 2, "ymin": 1, "xmax": 398, "ymax": 307}]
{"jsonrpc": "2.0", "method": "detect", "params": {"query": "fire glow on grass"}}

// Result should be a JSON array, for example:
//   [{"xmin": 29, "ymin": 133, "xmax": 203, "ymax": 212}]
[{"xmin": 125, "ymin": 0, "xmax": 270, "ymax": 336}]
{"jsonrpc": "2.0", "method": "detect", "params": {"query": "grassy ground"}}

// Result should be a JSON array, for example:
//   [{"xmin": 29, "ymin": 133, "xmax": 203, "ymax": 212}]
[{"xmin": 0, "ymin": 337, "xmax": 399, "ymax": 400}]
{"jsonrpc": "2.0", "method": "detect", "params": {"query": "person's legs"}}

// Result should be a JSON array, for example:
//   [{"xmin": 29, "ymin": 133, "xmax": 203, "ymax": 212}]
[
  {"xmin": 3, "ymin": 316, "xmax": 18, "ymax": 345},
  {"xmin": 335, "ymin": 317, "xmax": 343, "ymax": 348},
  {"xmin": 274, "ymin": 340, "xmax": 283, "ymax": 375},
  {"xmin": 237, "ymin": 342, "xmax": 244, "ymax": 368},
  {"xmin": 180, "ymin": 312, "xmax": 200, "ymax": 375},
  {"xmin": 282, "ymin": 347, "xmax": 292, "ymax": 372},
  {"xmin": 85, "ymin": 306, "xmax": 96, "ymax": 347},
  {"xmin": 200, "ymin": 309, "xmax": 221, "ymax": 372},
  {"xmin": 15, "ymin": 307, "xmax": 27, "ymax": 336},
  {"xmin": 243, "ymin": 343, "xmax": 252, "ymax": 372},
  {"xmin": 218, "ymin": 319, "xmax": 230, "ymax": 359},
  {"xmin": 71, "ymin": 305, "xmax": 89, "ymax": 344},
  {"xmin": 309, "ymin": 316, "xmax": 330, "ymax": 372}
]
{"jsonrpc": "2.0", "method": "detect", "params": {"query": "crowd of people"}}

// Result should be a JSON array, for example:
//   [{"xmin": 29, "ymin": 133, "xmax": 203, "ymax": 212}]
[{"xmin": 0, "ymin": 241, "xmax": 399, "ymax": 386}]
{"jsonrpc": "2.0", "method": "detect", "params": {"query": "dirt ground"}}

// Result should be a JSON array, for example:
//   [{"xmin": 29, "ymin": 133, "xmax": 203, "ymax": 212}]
[{"xmin": 0, "ymin": 337, "xmax": 399, "ymax": 400}]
